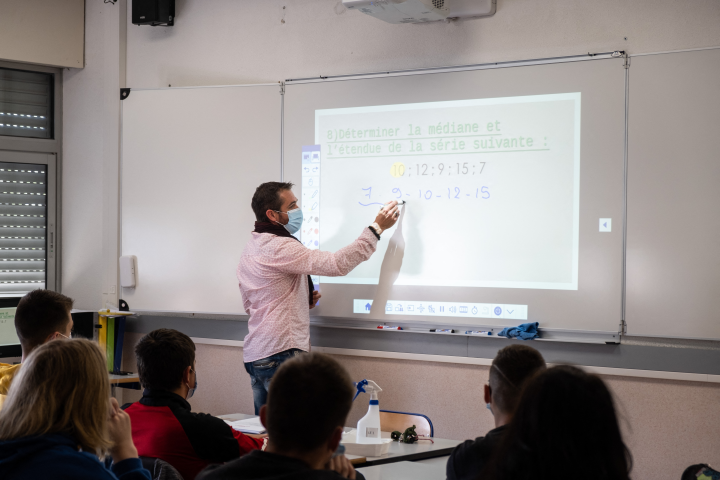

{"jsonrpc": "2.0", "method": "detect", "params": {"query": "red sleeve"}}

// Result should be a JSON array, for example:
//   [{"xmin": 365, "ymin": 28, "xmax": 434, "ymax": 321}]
[{"xmin": 231, "ymin": 428, "xmax": 264, "ymax": 454}]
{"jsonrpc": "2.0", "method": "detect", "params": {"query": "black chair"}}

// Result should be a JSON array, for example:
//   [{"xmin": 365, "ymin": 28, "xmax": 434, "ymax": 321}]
[{"xmin": 139, "ymin": 457, "xmax": 184, "ymax": 480}]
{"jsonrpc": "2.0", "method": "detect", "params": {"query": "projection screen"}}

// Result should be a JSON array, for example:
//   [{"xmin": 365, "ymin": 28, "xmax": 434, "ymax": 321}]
[{"xmin": 284, "ymin": 58, "xmax": 626, "ymax": 332}]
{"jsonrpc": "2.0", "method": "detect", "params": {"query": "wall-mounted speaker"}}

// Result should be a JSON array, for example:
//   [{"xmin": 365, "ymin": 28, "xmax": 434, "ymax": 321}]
[{"xmin": 132, "ymin": 0, "xmax": 175, "ymax": 26}]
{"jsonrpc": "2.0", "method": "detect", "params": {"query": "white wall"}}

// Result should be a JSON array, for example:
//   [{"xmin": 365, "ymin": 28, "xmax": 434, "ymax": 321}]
[
  {"xmin": 62, "ymin": 1, "xmax": 124, "ymax": 309},
  {"xmin": 125, "ymin": 0, "xmax": 720, "ymax": 87}
]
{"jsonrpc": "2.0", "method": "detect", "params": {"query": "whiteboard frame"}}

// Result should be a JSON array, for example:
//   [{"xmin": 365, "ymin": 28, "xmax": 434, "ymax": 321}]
[{"xmin": 117, "ymin": 46, "xmax": 720, "ymax": 342}]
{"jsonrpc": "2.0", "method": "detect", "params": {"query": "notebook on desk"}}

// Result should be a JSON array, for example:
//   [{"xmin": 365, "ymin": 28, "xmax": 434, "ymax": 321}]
[{"xmin": 224, "ymin": 417, "xmax": 267, "ymax": 434}]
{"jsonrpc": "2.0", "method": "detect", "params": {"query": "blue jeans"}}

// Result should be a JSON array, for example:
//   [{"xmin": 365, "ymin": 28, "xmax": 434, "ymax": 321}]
[{"xmin": 244, "ymin": 348, "xmax": 304, "ymax": 415}]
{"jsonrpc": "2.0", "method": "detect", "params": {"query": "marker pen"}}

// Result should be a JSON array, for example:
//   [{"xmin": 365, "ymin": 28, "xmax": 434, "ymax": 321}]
[
  {"xmin": 377, "ymin": 325, "xmax": 403, "ymax": 330},
  {"xmin": 431, "ymin": 329, "xmax": 455, "ymax": 333},
  {"xmin": 466, "ymin": 330, "xmax": 493, "ymax": 335}
]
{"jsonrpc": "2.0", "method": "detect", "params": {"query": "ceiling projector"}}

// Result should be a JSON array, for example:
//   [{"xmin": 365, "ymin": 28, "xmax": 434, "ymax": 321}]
[{"xmin": 342, "ymin": 0, "xmax": 495, "ymax": 24}]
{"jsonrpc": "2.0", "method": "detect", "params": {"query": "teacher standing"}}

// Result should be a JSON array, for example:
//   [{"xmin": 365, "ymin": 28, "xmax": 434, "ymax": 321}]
[{"xmin": 237, "ymin": 181, "xmax": 400, "ymax": 414}]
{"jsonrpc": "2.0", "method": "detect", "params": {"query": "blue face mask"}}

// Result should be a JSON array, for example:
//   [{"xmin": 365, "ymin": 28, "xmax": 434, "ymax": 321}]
[
  {"xmin": 275, "ymin": 207, "xmax": 303, "ymax": 235},
  {"xmin": 187, "ymin": 368, "xmax": 198, "ymax": 399}
]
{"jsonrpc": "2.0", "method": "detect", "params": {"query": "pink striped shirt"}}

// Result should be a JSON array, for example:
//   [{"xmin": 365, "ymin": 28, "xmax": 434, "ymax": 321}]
[{"xmin": 237, "ymin": 228, "xmax": 378, "ymax": 363}]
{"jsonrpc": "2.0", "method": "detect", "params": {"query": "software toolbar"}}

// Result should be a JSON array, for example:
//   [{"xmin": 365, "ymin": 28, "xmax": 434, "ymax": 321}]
[{"xmin": 353, "ymin": 299, "xmax": 527, "ymax": 320}]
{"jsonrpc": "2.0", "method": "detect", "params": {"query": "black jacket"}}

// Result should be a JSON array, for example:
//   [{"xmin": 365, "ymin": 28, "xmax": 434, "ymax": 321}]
[
  {"xmin": 122, "ymin": 390, "xmax": 262, "ymax": 480},
  {"xmin": 197, "ymin": 450, "xmax": 363, "ymax": 480},
  {"xmin": 446, "ymin": 425, "xmax": 508, "ymax": 480}
]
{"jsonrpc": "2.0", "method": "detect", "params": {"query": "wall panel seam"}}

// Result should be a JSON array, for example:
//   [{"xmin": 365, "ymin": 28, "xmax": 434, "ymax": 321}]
[{"xmin": 189, "ymin": 337, "xmax": 719, "ymax": 383}]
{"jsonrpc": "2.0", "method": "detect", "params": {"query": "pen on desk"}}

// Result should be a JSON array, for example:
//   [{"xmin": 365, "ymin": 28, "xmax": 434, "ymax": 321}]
[
  {"xmin": 466, "ymin": 330, "xmax": 493, "ymax": 335},
  {"xmin": 431, "ymin": 329, "xmax": 455, "ymax": 333},
  {"xmin": 377, "ymin": 325, "xmax": 402, "ymax": 330}
]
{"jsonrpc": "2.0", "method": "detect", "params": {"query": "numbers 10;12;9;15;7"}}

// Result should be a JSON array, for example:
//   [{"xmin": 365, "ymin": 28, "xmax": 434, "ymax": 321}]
[{"xmin": 389, "ymin": 161, "xmax": 486, "ymax": 178}]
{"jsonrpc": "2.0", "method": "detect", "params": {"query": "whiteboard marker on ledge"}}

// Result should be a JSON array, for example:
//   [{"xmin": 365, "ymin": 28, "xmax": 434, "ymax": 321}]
[
  {"xmin": 466, "ymin": 330, "xmax": 493, "ymax": 335},
  {"xmin": 431, "ymin": 329, "xmax": 455, "ymax": 333},
  {"xmin": 377, "ymin": 325, "xmax": 402, "ymax": 330}
]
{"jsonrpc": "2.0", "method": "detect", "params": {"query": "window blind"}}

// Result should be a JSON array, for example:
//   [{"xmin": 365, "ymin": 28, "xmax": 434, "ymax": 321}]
[
  {"xmin": 0, "ymin": 162, "xmax": 47, "ymax": 294},
  {"xmin": 0, "ymin": 68, "xmax": 53, "ymax": 139}
]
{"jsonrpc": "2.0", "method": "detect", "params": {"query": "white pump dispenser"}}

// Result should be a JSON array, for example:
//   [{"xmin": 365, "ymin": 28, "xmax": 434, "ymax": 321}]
[{"xmin": 354, "ymin": 379, "xmax": 383, "ymax": 444}]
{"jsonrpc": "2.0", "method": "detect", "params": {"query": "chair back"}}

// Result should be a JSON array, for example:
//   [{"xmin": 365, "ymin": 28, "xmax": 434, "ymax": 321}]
[
  {"xmin": 139, "ymin": 456, "xmax": 184, "ymax": 480},
  {"xmin": 682, "ymin": 464, "xmax": 720, "ymax": 480},
  {"xmin": 379, "ymin": 410, "xmax": 434, "ymax": 437}
]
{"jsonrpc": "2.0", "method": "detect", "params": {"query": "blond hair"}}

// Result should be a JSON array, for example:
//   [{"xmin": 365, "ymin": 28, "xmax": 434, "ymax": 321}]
[{"xmin": 0, "ymin": 339, "xmax": 113, "ymax": 457}]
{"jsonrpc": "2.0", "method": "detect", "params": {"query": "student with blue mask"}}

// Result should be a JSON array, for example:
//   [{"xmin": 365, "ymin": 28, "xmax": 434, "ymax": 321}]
[
  {"xmin": 238, "ymin": 182, "xmax": 400, "ymax": 414},
  {"xmin": 0, "ymin": 339, "xmax": 150, "ymax": 480},
  {"xmin": 446, "ymin": 344, "xmax": 546, "ymax": 480},
  {"xmin": 123, "ymin": 329, "xmax": 263, "ymax": 480}
]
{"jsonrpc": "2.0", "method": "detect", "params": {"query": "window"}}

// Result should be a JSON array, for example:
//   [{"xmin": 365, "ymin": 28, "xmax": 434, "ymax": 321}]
[
  {"xmin": 0, "ymin": 68, "xmax": 53, "ymax": 139},
  {"xmin": 0, "ymin": 162, "xmax": 48, "ymax": 294}
]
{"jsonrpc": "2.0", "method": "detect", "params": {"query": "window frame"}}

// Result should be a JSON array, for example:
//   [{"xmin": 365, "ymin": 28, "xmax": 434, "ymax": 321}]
[{"xmin": 0, "ymin": 60, "xmax": 62, "ymax": 294}]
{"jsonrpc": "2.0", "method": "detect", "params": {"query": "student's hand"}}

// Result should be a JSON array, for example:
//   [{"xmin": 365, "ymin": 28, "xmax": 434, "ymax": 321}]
[
  {"xmin": 326, "ymin": 455, "xmax": 356, "ymax": 480},
  {"xmin": 107, "ymin": 397, "xmax": 139, "ymax": 463},
  {"xmin": 309, "ymin": 290, "xmax": 322, "ymax": 309},
  {"xmin": 374, "ymin": 200, "xmax": 400, "ymax": 231}
]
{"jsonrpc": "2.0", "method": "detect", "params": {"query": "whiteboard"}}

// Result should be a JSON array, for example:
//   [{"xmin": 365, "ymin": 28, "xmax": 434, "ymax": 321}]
[
  {"xmin": 626, "ymin": 48, "xmax": 720, "ymax": 339},
  {"xmin": 117, "ymin": 49, "xmax": 720, "ymax": 341},
  {"xmin": 121, "ymin": 85, "xmax": 281, "ymax": 314},
  {"xmin": 284, "ymin": 58, "xmax": 626, "ymax": 333}
]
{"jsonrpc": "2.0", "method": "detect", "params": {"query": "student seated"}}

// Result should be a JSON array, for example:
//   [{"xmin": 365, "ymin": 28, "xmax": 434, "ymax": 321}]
[
  {"xmin": 447, "ymin": 344, "xmax": 546, "ymax": 480},
  {"xmin": 482, "ymin": 365, "xmax": 632, "ymax": 480},
  {"xmin": 0, "ymin": 289, "xmax": 74, "ymax": 409},
  {"xmin": 197, "ymin": 352, "xmax": 361, "ymax": 480},
  {"xmin": 0, "ymin": 339, "xmax": 150, "ymax": 480},
  {"xmin": 123, "ymin": 328, "xmax": 263, "ymax": 480}
]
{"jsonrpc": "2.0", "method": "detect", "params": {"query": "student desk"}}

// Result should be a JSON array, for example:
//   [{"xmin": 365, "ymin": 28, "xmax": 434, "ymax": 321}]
[
  {"xmin": 217, "ymin": 413, "xmax": 460, "ymax": 467},
  {"xmin": 109, "ymin": 373, "xmax": 140, "ymax": 385},
  {"xmin": 357, "ymin": 460, "xmax": 446, "ymax": 480},
  {"xmin": 109, "ymin": 373, "xmax": 140, "ymax": 397}
]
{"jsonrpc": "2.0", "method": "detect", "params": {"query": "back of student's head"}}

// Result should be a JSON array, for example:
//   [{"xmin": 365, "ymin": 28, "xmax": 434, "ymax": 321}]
[
  {"xmin": 489, "ymin": 344, "xmax": 546, "ymax": 415},
  {"xmin": 0, "ymin": 339, "xmax": 112, "ymax": 456},
  {"xmin": 265, "ymin": 353, "xmax": 354, "ymax": 453},
  {"xmin": 485, "ymin": 365, "xmax": 632, "ymax": 480},
  {"xmin": 15, "ymin": 289, "xmax": 74, "ymax": 352},
  {"xmin": 135, "ymin": 328, "xmax": 196, "ymax": 391}
]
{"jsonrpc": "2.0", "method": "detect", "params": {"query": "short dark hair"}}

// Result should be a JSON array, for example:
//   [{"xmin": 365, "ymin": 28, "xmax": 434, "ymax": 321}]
[
  {"xmin": 266, "ymin": 353, "xmax": 353, "ymax": 453},
  {"xmin": 251, "ymin": 181, "xmax": 294, "ymax": 222},
  {"xmin": 135, "ymin": 329, "xmax": 196, "ymax": 391},
  {"xmin": 15, "ymin": 289, "xmax": 74, "ymax": 351},
  {"xmin": 490, "ymin": 344, "xmax": 546, "ymax": 414},
  {"xmin": 484, "ymin": 365, "xmax": 632, "ymax": 480}
]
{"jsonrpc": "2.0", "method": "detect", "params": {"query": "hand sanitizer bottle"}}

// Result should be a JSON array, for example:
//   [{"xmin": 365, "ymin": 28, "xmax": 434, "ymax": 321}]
[{"xmin": 354, "ymin": 380, "xmax": 383, "ymax": 444}]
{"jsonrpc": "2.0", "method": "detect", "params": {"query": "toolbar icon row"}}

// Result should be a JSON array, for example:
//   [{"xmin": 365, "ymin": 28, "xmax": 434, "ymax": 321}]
[{"xmin": 353, "ymin": 300, "xmax": 527, "ymax": 320}]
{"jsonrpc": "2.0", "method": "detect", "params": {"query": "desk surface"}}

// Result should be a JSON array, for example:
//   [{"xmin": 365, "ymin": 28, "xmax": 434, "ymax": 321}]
[
  {"xmin": 217, "ymin": 413, "xmax": 460, "ymax": 467},
  {"xmin": 109, "ymin": 373, "xmax": 140, "ymax": 384},
  {"xmin": 218, "ymin": 413, "xmax": 256, "ymax": 422},
  {"xmin": 356, "ymin": 436, "xmax": 458, "ymax": 466},
  {"xmin": 357, "ymin": 460, "xmax": 445, "ymax": 480}
]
